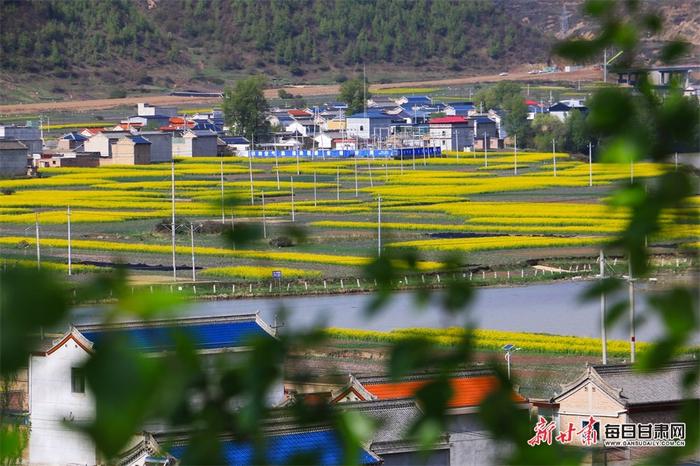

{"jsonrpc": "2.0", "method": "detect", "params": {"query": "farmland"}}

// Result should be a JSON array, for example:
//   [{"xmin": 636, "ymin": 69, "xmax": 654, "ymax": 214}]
[{"xmin": 0, "ymin": 152, "xmax": 696, "ymax": 286}]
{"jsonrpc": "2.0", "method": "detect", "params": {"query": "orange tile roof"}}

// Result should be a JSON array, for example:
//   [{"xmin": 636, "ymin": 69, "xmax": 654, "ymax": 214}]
[{"xmin": 363, "ymin": 375, "xmax": 525, "ymax": 408}]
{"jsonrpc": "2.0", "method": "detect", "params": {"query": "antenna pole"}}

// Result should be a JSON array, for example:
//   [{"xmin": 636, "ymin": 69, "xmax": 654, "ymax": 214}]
[
  {"xmin": 262, "ymin": 190, "xmax": 267, "ymax": 239},
  {"xmin": 552, "ymin": 139, "xmax": 557, "ymax": 177},
  {"xmin": 291, "ymin": 176, "xmax": 295, "ymax": 222}
]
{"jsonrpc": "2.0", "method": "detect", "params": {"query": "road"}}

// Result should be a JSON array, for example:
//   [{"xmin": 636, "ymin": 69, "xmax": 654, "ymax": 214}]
[
  {"xmin": 0, "ymin": 68, "xmax": 599, "ymax": 115},
  {"xmin": 73, "ymin": 280, "xmax": 683, "ymax": 343}
]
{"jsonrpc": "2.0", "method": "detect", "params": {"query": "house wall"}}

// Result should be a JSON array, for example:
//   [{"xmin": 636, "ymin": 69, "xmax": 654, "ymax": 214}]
[
  {"xmin": 556, "ymin": 381, "xmax": 627, "ymax": 446},
  {"xmin": 449, "ymin": 433, "xmax": 505, "ymax": 466},
  {"xmin": 381, "ymin": 448, "xmax": 449, "ymax": 466},
  {"xmin": 191, "ymin": 136, "xmax": 217, "ymax": 157},
  {"xmin": 84, "ymin": 134, "xmax": 119, "ymax": 157},
  {"xmin": 0, "ymin": 147, "xmax": 29, "ymax": 177},
  {"xmin": 141, "ymin": 134, "xmax": 172, "ymax": 163},
  {"xmin": 172, "ymin": 137, "xmax": 191, "ymax": 157},
  {"xmin": 110, "ymin": 141, "xmax": 151, "ymax": 165},
  {"xmin": 429, "ymin": 124, "xmax": 473, "ymax": 151},
  {"xmin": 29, "ymin": 341, "xmax": 96, "ymax": 465},
  {"xmin": 346, "ymin": 118, "xmax": 393, "ymax": 140},
  {"xmin": 0, "ymin": 127, "xmax": 42, "ymax": 154}
]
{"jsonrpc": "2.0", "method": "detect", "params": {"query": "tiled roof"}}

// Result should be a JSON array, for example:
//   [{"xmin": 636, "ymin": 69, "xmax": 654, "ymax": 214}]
[
  {"xmin": 591, "ymin": 361, "xmax": 700, "ymax": 405},
  {"xmin": 169, "ymin": 429, "xmax": 380, "ymax": 465},
  {"xmin": 360, "ymin": 371, "xmax": 526, "ymax": 408},
  {"xmin": 0, "ymin": 138, "xmax": 28, "ymax": 150},
  {"xmin": 288, "ymin": 109, "xmax": 312, "ymax": 117},
  {"xmin": 345, "ymin": 399, "xmax": 420, "ymax": 444},
  {"xmin": 76, "ymin": 314, "xmax": 274, "ymax": 352},
  {"xmin": 429, "ymin": 116, "xmax": 467, "ymax": 124}
]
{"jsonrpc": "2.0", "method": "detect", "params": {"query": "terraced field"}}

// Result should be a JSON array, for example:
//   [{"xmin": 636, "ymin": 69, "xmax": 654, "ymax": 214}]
[{"xmin": 0, "ymin": 152, "xmax": 696, "ymax": 282}]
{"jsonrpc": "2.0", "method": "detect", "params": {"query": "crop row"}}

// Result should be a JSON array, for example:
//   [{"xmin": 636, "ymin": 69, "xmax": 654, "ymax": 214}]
[{"xmin": 324, "ymin": 327, "xmax": 651, "ymax": 357}]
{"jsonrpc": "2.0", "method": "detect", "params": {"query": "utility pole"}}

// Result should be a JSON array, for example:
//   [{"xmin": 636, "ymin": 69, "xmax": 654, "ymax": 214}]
[
  {"xmin": 336, "ymin": 166, "xmax": 340, "ymax": 201},
  {"xmin": 377, "ymin": 196, "xmax": 382, "ymax": 256},
  {"xmin": 513, "ymin": 134, "xmax": 518, "ymax": 175},
  {"xmin": 248, "ymin": 145, "xmax": 255, "ymax": 205},
  {"xmin": 34, "ymin": 212, "xmax": 41, "ymax": 270},
  {"xmin": 552, "ymin": 139, "xmax": 557, "ymax": 177},
  {"xmin": 629, "ymin": 259, "xmax": 636, "ymax": 362},
  {"xmin": 220, "ymin": 158, "xmax": 225, "ymax": 223},
  {"xmin": 190, "ymin": 222, "xmax": 196, "ymax": 282},
  {"xmin": 588, "ymin": 142, "xmax": 593, "ymax": 187},
  {"xmin": 599, "ymin": 249, "xmax": 608, "ymax": 365},
  {"xmin": 171, "ymin": 159, "xmax": 177, "ymax": 280},
  {"xmin": 603, "ymin": 48, "xmax": 608, "ymax": 83},
  {"xmin": 261, "ymin": 190, "xmax": 267, "ymax": 239},
  {"xmin": 313, "ymin": 171, "xmax": 318, "ymax": 207},
  {"xmin": 674, "ymin": 152, "xmax": 679, "ymax": 171},
  {"xmin": 290, "ymin": 176, "xmax": 295, "ymax": 222},
  {"xmin": 484, "ymin": 133, "xmax": 488, "ymax": 168},
  {"xmin": 354, "ymin": 156, "xmax": 359, "ymax": 197},
  {"xmin": 67, "ymin": 206, "xmax": 72, "ymax": 276}
]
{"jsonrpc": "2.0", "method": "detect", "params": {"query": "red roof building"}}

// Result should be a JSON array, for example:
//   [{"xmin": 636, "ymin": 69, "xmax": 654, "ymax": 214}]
[
  {"xmin": 288, "ymin": 109, "xmax": 312, "ymax": 118},
  {"xmin": 429, "ymin": 115, "xmax": 468, "ymax": 125}
]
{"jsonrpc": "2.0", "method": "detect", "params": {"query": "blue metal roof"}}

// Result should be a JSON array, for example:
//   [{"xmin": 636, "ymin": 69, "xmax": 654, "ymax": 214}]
[
  {"xmin": 403, "ymin": 96, "xmax": 432, "ymax": 105},
  {"xmin": 61, "ymin": 132, "xmax": 88, "ymax": 141},
  {"xmin": 80, "ymin": 319, "xmax": 272, "ymax": 352},
  {"xmin": 347, "ymin": 110, "xmax": 395, "ymax": 119},
  {"xmin": 222, "ymin": 136, "xmax": 250, "ymax": 145},
  {"xmin": 127, "ymin": 135, "xmax": 152, "ymax": 144},
  {"xmin": 169, "ymin": 429, "xmax": 380, "ymax": 465}
]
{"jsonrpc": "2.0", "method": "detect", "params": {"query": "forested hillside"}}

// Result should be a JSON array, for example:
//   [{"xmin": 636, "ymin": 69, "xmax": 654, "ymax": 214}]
[{"xmin": 0, "ymin": 0, "xmax": 546, "ymax": 81}]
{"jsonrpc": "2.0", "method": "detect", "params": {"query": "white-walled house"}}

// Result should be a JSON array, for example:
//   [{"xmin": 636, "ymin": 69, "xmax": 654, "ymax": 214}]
[
  {"xmin": 23, "ymin": 314, "xmax": 280, "ymax": 465},
  {"xmin": 429, "ymin": 116, "xmax": 473, "ymax": 151},
  {"xmin": 29, "ymin": 329, "xmax": 96, "ymax": 464}
]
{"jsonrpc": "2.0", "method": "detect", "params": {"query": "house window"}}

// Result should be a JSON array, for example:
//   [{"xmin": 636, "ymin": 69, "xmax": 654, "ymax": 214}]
[
  {"xmin": 71, "ymin": 367, "xmax": 85, "ymax": 393},
  {"xmin": 581, "ymin": 419, "xmax": 600, "ymax": 438},
  {"xmin": 360, "ymin": 125, "xmax": 364, "ymax": 131}
]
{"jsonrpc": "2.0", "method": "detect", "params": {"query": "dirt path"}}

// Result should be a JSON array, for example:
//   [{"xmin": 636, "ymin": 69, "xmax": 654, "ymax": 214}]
[{"xmin": 0, "ymin": 68, "xmax": 599, "ymax": 115}]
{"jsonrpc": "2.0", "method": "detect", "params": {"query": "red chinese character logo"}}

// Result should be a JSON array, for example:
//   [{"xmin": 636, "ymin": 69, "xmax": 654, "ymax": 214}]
[
  {"xmin": 556, "ymin": 422, "xmax": 576, "ymax": 444},
  {"xmin": 577, "ymin": 416, "xmax": 599, "ymax": 446},
  {"xmin": 528, "ymin": 416, "xmax": 557, "ymax": 446}
]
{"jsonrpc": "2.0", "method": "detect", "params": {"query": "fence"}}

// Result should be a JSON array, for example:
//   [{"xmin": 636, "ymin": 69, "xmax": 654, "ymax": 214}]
[{"xmin": 241, "ymin": 147, "xmax": 442, "ymax": 159}]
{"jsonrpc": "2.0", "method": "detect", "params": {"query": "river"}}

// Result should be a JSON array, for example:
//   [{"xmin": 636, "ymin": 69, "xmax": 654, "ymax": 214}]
[{"xmin": 74, "ymin": 280, "xmax": 687, "ymax": 343}]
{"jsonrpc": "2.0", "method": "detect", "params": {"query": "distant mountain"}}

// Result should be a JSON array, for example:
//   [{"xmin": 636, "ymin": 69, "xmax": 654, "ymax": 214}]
[
  {"xmin": 0, "ymin": 0, "xmax": 548, "ymax": 90},
  {"xmin": 0, "ymin": 0, "xmax": 696, "ymax": 101}
]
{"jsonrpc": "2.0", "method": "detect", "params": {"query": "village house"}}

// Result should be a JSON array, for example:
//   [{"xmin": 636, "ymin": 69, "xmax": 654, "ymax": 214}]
[
  {"xmin": 221, "ymin": 136, "xmax": 250, "ymax": 154},
  {"xmin": 0, "ymin": 138, "xmax": 29, "ymax": 177},
  {"xmin": 83, "ymin": 130, "xmax": 131, "ymax": 158},
  {"xmin": 367, "ymin": 95, "xmax": 397, "ymax": 109},
  {"xmin": 537, "ymin": 361, "xmax": 699, "ymax": 448},
  {"xmin": 136, "ymin": 131, "xmax": 173, "ymax": 163},
  {"xmin": 172, "ymin": 129, "xmax": 218, "ymax": 157},
  {"xmin": 428, "ymin": 115, "xmax": 473, "ymax": 151},
  {"xmin": 33, "ymin": 152, "xmax": 101, "ymax": 169},
  {"xmin": 0, "ymin": 125, "xmax": 42, "ymax": 155},
  {"xmin": 548, "ymin": 99, "xmax": 588, "ymax": 121},
  {"xmin": 445, "ymin": 101, "xmax": 476, "ymax": 116},
  {"xmin": 100, "ymin": 135, "xmax": 151, "ymax": 165},
  {"xmin": 346, "ymin": 110, "xmax": 399, "ymax": 140},
  {"xmin": 56, "ymin": 132, "xmax": 88, "ymax": 151},
  {"xmin": 21, "ymin": 314, "xmax": 280, "ymax": 465},
  {"xmin": 137, "ymin": 102, "xmax": 178, "ymax": 118}
]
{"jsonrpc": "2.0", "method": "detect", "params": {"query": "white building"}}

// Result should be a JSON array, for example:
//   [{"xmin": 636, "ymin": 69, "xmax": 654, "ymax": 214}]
[
  {"xmin": 346, "ymin": 112, "xmax": 397, "ymax": 140},
  {"xmin": 83, "ymin": 131, "xmax": 131, "ymax": 158},
  {"xmin": 137, "ymin": 103, "xmax": 177, "ymax": 118},
  {"xmin": 29, "ymin": 329, "xmax": 96, "ymax": 464},
  {"xmin": 24, "ymin": 314, "xmax": 281, "ymax": 465},
  {"xmin": 429, "ymin": 116, "xmax": 473, "ymax": 151}
]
